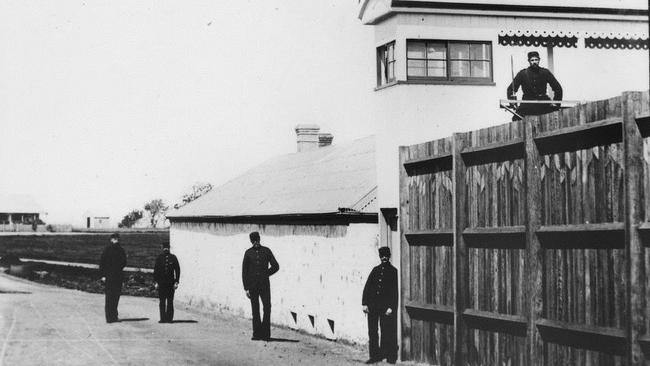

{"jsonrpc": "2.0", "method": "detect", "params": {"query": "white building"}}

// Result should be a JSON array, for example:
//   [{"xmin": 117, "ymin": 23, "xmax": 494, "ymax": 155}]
[
  {"xmin": 357, "ymin": 0, "xmax": 649, "ymax": 243},
  {"xmin": 0, "ymin": 194, "xmax": 45, "ymax": 232},
  {"xmin": 167, "ymin": 127, "xmax": 382, "ymax": 343},
  {"xmin": 82, "ymin": 210, "xmax": 111, "ymax": 229}
]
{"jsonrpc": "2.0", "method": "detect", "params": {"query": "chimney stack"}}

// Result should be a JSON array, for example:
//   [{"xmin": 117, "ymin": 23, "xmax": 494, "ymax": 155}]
[
  {"xmin": 318, "ymin": 133, "xmax": 334, "ymax": 147},
  {"xmin": 295, "ymin": 124, "xmax": 320, "ymax": 152}
]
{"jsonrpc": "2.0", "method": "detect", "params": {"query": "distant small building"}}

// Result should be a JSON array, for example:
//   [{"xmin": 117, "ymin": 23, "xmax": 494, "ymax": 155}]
[
  {"xmin": 0, "ymin": 194, "xmax": 45, "ymax": 232},
  {"xmin": 82, "ymin": 210, "xmax": 111, "ymax": 229}
]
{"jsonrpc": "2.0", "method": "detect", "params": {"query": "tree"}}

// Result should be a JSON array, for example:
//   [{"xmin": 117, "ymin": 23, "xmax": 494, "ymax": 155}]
[
  {"xmin": 118, "ymin": 209, "xmax": 143, "ymax": 228},
  {"xmin": 173, "ymin": 182, "xmax": 213, "ymax": 209},
  {"xmin": 144, "ymin": 199, "xmax": 168, "ymax": 228}
]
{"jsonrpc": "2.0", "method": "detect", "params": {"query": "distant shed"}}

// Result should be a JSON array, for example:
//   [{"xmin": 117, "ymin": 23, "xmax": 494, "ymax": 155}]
[{"xmin": 168, "ymin": 129, "xmax": 381, "ymax": 343}]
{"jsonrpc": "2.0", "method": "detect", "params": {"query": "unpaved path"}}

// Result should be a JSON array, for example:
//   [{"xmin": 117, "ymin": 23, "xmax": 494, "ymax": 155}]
[{"xmin": 0, "ymin": 272, "xmax": 382, "ymax": 366}]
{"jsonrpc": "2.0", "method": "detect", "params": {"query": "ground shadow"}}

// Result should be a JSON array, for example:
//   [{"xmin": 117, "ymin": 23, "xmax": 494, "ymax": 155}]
[
  {"xmin": 119, "ymin": 318, "xmax": 149, "ymax": 322},
  {"xmin": 266, "ymin": 337, "xmax": 299, "ymax": 343},
  {"xmin": 170, "ymin": 320, "xmax": 198, "ymax": 324}
]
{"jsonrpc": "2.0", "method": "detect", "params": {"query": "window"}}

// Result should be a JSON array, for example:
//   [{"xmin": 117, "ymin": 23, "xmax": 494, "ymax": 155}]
[
  {"xmin": 407, "ymin": 40, "xmax": 492, "ymax": 83},
  {"xmin": 377, "ymin": 41, "xmax": 396, "ymax": 86}
]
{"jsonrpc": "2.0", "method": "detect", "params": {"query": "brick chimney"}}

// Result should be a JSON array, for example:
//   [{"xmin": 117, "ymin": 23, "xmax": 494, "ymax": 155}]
[
  {"xmin": 295, "ymin": 124, "xmax": 320, "ymax": 152},
  {"xmin": 318, "ymin": 133, "xmax": 334, "ymax": 147}
]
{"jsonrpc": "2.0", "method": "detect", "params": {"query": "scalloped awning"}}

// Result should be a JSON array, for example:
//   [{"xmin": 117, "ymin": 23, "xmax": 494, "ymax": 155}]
[{"xmin": 499, "ymin": 30, "xmax": 649, "ymax": 49}]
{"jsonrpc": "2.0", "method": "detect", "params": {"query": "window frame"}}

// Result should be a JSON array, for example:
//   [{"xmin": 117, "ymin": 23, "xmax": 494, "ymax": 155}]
[
  {"xmin": 376, "ymin": 41, "xmax": 396, "ymax": 87},
  {"xmin": 406, "ymin": 39, "xmax": 493, "ymax": 84}
]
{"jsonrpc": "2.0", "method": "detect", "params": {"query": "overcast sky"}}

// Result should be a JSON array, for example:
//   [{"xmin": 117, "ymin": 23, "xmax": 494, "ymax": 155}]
[{"xmin": 0, "ymin": 1, "xmax": 375, "ymax": 225}]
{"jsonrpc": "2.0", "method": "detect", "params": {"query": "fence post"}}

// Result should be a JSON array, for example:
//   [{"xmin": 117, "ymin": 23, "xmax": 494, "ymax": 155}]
[
  {"xmin": 622, "ymin": 91, "xmax": 646, "ymax": 365},
  {"xmin": 524, "ymin": 116, "xmax": 544, "ymax": 366},
  {"xmin": 452, "ymin": 132, "xmax": 468, "ymax": 365},
  {"xmin": 398, "ymin": 145, "xmax": 412, "ymax": 361}
]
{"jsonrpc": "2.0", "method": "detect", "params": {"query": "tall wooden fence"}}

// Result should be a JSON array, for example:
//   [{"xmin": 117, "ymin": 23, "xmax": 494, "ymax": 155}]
[{"xmin": 399, "ymin": 91, "xmax": 650, "ymax": 365}]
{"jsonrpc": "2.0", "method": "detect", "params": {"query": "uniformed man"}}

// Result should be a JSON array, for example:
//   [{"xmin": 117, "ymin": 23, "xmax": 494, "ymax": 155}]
[
  {"xmin": 242, "ymin": 231, "xmax": 279, "ymax": 340},
  {"xmin": 362, "ymin": 246, "xmax": 398, "ymax": 364},
  {"xmin": 506, "ymin": 51, "xmax": 563, "ymax": 121},
  {"xmin": 99, "ymin": 233, "xmax": 127, "ymax": 323},
  {"xmin": 153, "ymin": 240, "xmax": 180, "ymax": 323}
]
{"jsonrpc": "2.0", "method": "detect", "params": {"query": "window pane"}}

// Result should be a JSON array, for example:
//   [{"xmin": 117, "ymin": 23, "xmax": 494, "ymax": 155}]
[
  {"xmin": 427, "ymin": 42, "xmax": 446, "ymax": 59},
  {"xmin": 427, "ymin": 60, "xmax": 446, "ymax": 77},
  {"xmin": 449, "ymin": 43, "xmax": 470, "ymax": 59},
  {"xmin": 388, "ymin": 62, "xmax": 395, "ymax": 80},
  {"xmin": 407, "ymin": 60, "xmax": 426, "ymax": 76},
  {"xmin": 470, "ymin": 43, "xmax": 491, "ymax": 60},
  {"xmin": 450, "ymin": 60, "xmax": 470, "ymax": 77},
  {"xmin": 471, "ymin": 61, "xmax": 491, "ymax": 78},
  {"xmin": 388, "ymin": 44, "xmax": 394, "ymax": 61},
  {"xmin": 407, "ymin": 42, "xmax": 426, "ymax": 59}
]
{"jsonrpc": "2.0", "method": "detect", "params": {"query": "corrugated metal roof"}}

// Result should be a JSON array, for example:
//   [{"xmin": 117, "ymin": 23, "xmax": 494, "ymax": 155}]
[
  {"xmin": 169, "ymin": 135, "xmax": 377, "ymax": 218},
  {"xmin": 0, "ymin": 194, "xmax": 44, "ymax": 214}
]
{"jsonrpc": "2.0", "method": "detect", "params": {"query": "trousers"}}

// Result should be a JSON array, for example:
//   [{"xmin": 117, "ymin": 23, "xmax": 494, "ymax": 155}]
[
  {"xmin": 249, "ymin": 286, "xmax": 271, "ymax": 338},
  {"xmin": 158, "ymin": 285, "xmax": 175, "ymax": 322},
  {"xmin": 104, "ymin": 281, "xmax": 122, "ymax": 322},
  {"xmin": 367, "ymin": 307, "xmax": 398, "ymax": 362}
]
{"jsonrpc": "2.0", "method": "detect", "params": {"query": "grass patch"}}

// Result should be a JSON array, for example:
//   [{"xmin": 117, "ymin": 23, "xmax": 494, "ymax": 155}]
[
  {"xmin": 8, "ymin": 261, "xmax": 157, "ymax": 297},
  {"xmin": 0, "ymin": 232, "xmax": 167, "ymax": 269}
]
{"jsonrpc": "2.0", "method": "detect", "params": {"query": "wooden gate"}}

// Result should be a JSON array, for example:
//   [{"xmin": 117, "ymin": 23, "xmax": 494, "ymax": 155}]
[{"xmin": 399, "ymin": 91, "xmax": 650, "ymax": 365}]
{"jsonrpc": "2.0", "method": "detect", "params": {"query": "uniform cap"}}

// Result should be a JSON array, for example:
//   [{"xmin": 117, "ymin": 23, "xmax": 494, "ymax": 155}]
[
  {"xmin": 378, "ymin": 247, "xmax": 391, "ymax": 257},
  {"xmin": 110, "ymin": 233, "xmax": 120, "ymax": 240},
  {"xmin": 527, "ymin": 51, "xmax": 540, "ymax": 60},
  {"xmin": 162, "ymin": 240, "xmax": 170, "ymax": 248}
]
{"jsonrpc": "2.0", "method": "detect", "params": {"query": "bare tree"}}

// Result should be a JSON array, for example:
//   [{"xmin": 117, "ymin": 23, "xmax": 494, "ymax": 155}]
[{"xmin": 144, "ymin": 199, "xmax": 168, "ymax": 228}]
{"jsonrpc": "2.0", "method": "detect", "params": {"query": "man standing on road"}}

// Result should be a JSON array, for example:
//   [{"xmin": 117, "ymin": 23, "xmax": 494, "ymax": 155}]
[
  {"xmin": 506, "ymin": 51, "xmax": 563, "ymax": 121},
  {"xmin": 99, "ymin": 233, "xmax": 127, "ymax": 323},
  {"xmin": 242, "ymin": 231, "xmax": 279, "ymax": 341},
  {"xmin": 362, "ymin": 247, "xmax": 398, "ymax": 364},
  {"xmin": 153, "ymin": 239, "xmax": 180, "ymax": 323}
]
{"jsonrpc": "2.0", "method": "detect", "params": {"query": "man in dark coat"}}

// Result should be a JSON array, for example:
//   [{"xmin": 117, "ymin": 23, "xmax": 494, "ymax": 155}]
[
  {"xmin": 153, "ymin": 240, "xmax": 180, "ymax": 323},
  {"xmin": 362, "ymin": 246, "xmax": 398, "ymax": 364},
  {"xmin": 242, "ymin": 231, "xmax": 279, "ymax": 340},
  {"xmin": 506, "ymin": 51, "xmax": 563, "ymax": 121},
  {"xmin": 99, "ymin": 233, "xmax": 127, "ymax": 323}
]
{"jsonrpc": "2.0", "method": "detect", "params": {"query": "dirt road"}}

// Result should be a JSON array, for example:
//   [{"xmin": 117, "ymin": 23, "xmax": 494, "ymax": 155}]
[{"xmin": 0, "ymin": 273, "xmax": 377, "ymax": 366}]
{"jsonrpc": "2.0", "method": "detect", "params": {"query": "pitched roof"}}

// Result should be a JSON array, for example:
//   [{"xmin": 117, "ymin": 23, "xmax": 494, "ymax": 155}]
[
  {"xmin": 0, "ymin": 194, "xmax": 44, "ymax": 214},
  {"xmin": 168, "ymin": 135, "xmax": 377, "ymax": 218}
]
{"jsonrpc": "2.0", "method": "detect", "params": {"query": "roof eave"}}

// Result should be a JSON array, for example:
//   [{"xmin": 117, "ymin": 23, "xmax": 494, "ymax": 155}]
[
  {"xmin": 168, "ymin": 212, "xmax": 379, "ymax": 225},
  {"xmin": 363, "ymin": 1, "xmax": 648, "ymax": 24}
]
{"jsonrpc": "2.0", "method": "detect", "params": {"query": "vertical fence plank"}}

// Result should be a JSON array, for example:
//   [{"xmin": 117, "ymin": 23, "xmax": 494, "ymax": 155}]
[
  {"xmin": 398, "ymin": 146, "xmax": 412, "ymax": 361},
  {"xmin": 525, "ymin": 115, "xmax": 544, "ymax": 366},
  {"xmin": 623, "ymin": 91, "xmax": 646, "ymax": 365},
  {"xmin": 453, "ymin": 132, "xmax": 468, "ymax": 365}
]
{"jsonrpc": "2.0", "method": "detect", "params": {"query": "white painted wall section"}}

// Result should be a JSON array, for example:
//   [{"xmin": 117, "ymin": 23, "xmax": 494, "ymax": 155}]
[{"xmin": 171, "ymin": 222, "xmax": 381, "ymax": 344}]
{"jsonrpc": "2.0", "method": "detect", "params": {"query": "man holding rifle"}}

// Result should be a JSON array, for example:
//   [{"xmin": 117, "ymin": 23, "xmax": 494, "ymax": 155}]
[{"xmin": 506, "ymin": 51, "xmax": 563, "ymax": 121}]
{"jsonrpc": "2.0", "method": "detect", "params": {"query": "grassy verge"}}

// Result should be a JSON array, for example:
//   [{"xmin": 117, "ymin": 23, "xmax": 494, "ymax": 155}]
[
  {"xmin": 0, "ymin": 232, "xmax": 166, "ymax": 269},
  {"xmin": 7, "ymin": 261, "xmax": 157, "ymax": 297}
]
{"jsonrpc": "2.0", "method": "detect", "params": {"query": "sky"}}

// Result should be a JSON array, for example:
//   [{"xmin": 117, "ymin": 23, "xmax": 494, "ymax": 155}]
[{"xmin": 0, "ymin": 1, "xmax": 375, "ymax": 225}]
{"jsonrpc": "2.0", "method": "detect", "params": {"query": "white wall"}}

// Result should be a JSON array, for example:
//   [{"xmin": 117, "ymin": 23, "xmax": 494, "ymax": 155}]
[
  {"xmin": 370, "ymin": 13, "xmax": 649, "ymax": 209},
  {"xmin": 170, "ymin": 221, "xmax": 381, "ymax": 344}
]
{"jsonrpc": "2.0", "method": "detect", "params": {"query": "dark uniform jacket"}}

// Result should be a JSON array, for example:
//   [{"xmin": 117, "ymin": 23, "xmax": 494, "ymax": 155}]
[
  {"xmin": 507, "ymin": 66, "xmax": 563, "ymax": 101},
  {"xmin": 99, "ymin": 243, "xmax": 126, "ymax": 282},
  {"xmin": 362, "ymin": 262, "xmax": 398, "ymax": 311},
  {"xmin": 242, "ymin": 245, "xmax": 279, "ymax": 291},
  {"xmin": 153, "ymin": 252, "xmax": 180, "ymax": 286}
]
